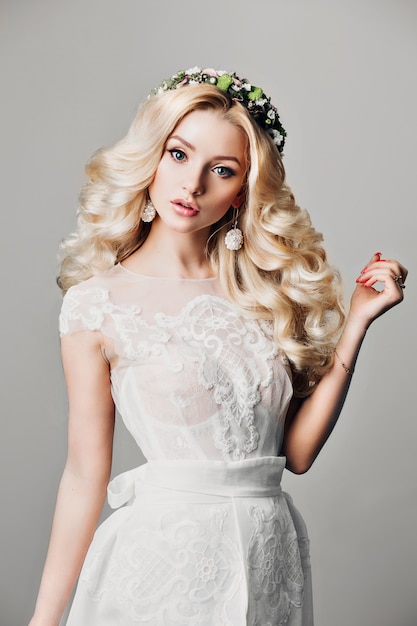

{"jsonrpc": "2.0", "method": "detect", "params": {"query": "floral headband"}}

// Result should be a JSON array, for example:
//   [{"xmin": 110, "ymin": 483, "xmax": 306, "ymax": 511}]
[{"xmin": 149, "ymin": 66, "xmax": 286, "ymax": 155}]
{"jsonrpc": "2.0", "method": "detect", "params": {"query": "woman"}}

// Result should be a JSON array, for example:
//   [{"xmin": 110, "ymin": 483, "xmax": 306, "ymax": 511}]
[{"xmin": 29, "ymin": 67, "xmax": 407, "ymax": 626}]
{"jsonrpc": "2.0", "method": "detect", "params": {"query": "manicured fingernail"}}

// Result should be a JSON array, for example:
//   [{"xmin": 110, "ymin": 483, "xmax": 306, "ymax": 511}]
[{"xmin": 375, "ymin": 251, "xmax": 382, "ymax": 256}]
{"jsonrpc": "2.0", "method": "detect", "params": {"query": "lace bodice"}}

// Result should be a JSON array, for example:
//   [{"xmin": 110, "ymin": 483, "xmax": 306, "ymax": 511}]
[{"xmin": 59, "ymin": 264, "xmax": 293, "ymax": 462}]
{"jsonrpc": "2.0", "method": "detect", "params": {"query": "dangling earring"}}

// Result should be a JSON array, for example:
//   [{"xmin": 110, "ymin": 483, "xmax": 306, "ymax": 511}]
[
  {"xmin": 225, "ymin": 207, "xmax": 243, "ymax": 250},
  {"xmin": 141, "ymin": 195, "xmax": 156, "ymax": 222}
]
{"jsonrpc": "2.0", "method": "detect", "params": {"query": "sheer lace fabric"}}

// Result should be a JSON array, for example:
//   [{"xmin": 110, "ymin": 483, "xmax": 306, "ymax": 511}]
[{"xmin": 60, "ymin": 264, "xmax": 313, "ymax": 625}]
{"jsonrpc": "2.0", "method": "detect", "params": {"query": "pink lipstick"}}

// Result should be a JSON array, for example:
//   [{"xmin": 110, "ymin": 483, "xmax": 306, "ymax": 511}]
[{"xmin": 171, "ymin": 198, "xmax": 200, "ymax": 217}]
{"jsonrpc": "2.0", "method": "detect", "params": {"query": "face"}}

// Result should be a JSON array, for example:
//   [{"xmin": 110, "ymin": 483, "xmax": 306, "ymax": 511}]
[{"xmin": 148, "ymin": 109, "xmax": 247, "ymax": 238}]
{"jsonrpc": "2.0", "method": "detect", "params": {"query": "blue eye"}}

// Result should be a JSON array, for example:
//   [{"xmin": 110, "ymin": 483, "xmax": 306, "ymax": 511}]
[
  {"xmin": 213, "ymin": 165, "xmax": 234, "ymax": 178},
  {"xmin": 169, "ymin": 149, "xmax": 186, "ymax": 162}
]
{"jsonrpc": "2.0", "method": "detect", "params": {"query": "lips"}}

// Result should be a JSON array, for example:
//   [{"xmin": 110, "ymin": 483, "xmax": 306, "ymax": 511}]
[{"xmin": 171, "ymin": 198, "xmax": 200, "ymax": 216}]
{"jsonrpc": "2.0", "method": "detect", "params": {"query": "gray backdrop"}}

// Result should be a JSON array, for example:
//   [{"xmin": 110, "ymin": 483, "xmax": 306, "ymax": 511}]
[{"xmin": 1, "ymin": 1, "xmax": 416, "ymax": 625}]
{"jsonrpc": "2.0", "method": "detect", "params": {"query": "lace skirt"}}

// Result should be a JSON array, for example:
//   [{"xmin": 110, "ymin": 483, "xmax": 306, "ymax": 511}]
[{"xmin": 66, "ymin": 457, "xmax": 313, "ymax": 626}]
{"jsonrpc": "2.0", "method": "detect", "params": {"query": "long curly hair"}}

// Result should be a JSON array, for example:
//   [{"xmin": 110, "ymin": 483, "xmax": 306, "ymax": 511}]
[{"xmin": 57, "ymin": 84, "xmax": 345, "ymax": 395}]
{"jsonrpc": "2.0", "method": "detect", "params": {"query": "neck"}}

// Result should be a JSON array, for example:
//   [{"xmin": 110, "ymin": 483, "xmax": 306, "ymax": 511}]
[{"xmin": 126, "ymin": 220, "xmax": 215, "ymax": 279}]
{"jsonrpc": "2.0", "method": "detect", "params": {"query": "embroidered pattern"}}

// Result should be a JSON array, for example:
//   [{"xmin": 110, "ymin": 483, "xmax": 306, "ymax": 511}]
[
  {"xmin": 248, "ymin": 498, "xmax": 305, "ymax": 624},
  {"xmin": 60, "ymin": 288, "xmax": 287, "ymax": 461},
  {"xmin": 157, "ymin": 296, "xmax": 278, "ymax": 460},
  {"xmin": 59, "ymin": 287, "xmax": 141, "ymax": 337},
  {"xmin": 80, "ymin": 506, "xmax": 243, "ymax": 625}
]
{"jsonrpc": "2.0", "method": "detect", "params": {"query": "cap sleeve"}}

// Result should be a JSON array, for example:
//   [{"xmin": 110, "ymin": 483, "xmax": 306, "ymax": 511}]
[{"xmin": 59, "ymin": 285, "xmax": 110, "ymax": 337}]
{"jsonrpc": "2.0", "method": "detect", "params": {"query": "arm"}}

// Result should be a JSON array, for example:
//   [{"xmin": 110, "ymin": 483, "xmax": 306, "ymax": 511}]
[
  {"xmin": 282, "ymin": 253, "xmax": 407, "ymax": 474},
  {"xmin": 29, "ymin": 330, "xmax": 115, "ymax": 626}
]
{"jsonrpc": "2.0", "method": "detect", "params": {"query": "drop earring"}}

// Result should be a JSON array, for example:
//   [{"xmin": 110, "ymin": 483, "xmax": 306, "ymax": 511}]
[
  {"xmin": 141, "ymin": 194, "xmax": 156, "ymax": 222},
  {"xmin": 225, "ymin": 207, "xmax": 243, "ymax": 250}
]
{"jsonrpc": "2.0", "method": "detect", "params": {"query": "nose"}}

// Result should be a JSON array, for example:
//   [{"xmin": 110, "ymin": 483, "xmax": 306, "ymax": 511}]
[{"xmin": 182, "ymin": 168, "xmax": 205, "ymax": 196}]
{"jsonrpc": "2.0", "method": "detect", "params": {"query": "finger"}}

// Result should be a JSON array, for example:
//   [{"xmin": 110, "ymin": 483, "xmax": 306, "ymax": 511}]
[
  {"xmin": 359, "ymin": 257, "xmax": 407, "ymax": 285},
  {"xmin": 375, "ymin": 260, "xmax": 408, "ymax": 288},
  {"xmin": 370, "ymin": 251, "xmax": 382, "ymax": 263},
  {"xmin": 356, "ymin": 265, "xmax": 391, "ymax": 284},
  {"xmin": 389, "ymin": 262, "xmax": 408, "ymax": 282},
  {"xmin": 376, "ymin": 258, "xmax": 407, "ymax": 275},
  {"xmin": 359, "ymin": 251, "xmax": 382, "ymax": 274},
  {"xmin": 358, "ymin": 272, "xmax": 405, "ymax": 302},
  {"xmin": 357, "ymin": 270, "xmax": 402, "ymax": 289}
]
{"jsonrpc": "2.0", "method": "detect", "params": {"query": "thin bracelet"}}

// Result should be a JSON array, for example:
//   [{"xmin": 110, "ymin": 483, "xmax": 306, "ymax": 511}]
[{"xmin": 335, "ymin": 350, "xmax": 354, "ymax": 375}]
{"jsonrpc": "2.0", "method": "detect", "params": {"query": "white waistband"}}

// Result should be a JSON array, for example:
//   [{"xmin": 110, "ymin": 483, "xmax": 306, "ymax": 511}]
[{"xmin": 108, "ymin": 456, "xmax": 286, "ymax": 509}]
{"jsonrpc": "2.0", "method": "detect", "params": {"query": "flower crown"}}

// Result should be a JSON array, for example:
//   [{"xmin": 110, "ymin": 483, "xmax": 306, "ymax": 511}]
[{"xmin": 149, "ymin": 66, "xmax": 286, "ymax": 155}]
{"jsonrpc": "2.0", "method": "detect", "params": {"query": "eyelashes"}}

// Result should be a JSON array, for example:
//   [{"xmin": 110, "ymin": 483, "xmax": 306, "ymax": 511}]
[
  {"xmin": 212, "ymin": 165, "xmax": 234, "ymax": 178},
  {"xmin": 169, "ymin": 148, "xmax": 186, "ymax": 162},
  {"xmin": 168, "ymin": 149, "xmax": 235, "ymax": 178}
]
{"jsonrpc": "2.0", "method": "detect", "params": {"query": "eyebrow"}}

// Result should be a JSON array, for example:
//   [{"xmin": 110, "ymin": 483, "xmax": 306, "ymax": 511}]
[{"xmin": 168, "ymin": 135, "xmax": 243, "ymax": 166}]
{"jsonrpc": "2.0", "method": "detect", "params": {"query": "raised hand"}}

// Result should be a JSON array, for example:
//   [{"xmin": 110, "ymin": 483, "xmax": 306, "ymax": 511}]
[{"xmin": 350, "ymin": 252, "xmax": 407, "ymax": 328}]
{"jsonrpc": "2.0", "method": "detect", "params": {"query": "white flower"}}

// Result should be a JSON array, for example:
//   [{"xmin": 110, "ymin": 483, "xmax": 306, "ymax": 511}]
[
  {"xmin": 255, "ymin": 98, "xmax": 267, "ymax": 106},
  {"xmin": 269, "ymin": 129, "xmax": 283, "ymax": 145},
  {"xmin": 185, "ymin": 66, "xmax": 201, "ymax": 75},
  {"xmin": 188, "ymin": 79, "xmax": 198, "ymax": 85},
  {"xmin": 242, "ymin": 82, "xmax": 252, "ymax": 91},
  {"xmin": 267, "ymin": 109, "xmax": 275, "ymax": 120}
]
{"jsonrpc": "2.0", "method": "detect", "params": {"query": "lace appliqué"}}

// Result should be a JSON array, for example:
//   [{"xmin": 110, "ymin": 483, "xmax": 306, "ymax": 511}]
[
  {"xmin": 60, "ymin": 288, "xmax": 286, "ymax": 461},
  {"xmin": 248, "ymin": 498, "xmax": 305, "ymax": 625},
  {"xmin": 59, "ymin": 287, "xmax": 141, "ymax": 337},
  {"xmin": 60, "ymin": 287, "xmax": 174, "ymax": 363},
  {"xmin": 156, "ymin": 296, "xmax": 279, "ymax": 461},
  {"xmin": 80, "ymin": 506, "xmax": 243, "ymax": 625}
]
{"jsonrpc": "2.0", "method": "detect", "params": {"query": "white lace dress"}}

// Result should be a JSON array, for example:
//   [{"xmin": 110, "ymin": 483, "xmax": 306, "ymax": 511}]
[{"xmin": 60, "ymin": 263, "xmax": 313, "ymax": 626}]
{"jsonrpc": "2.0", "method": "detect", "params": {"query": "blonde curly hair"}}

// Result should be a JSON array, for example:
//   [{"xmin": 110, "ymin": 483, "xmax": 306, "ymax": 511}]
[{"xmin": 57, "ymin": 84, "xmax": 345, "ymax": 395}]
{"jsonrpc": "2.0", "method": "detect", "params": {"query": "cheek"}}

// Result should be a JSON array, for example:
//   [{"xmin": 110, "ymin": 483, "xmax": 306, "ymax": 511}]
[
  {"xmin": 213, "ymin": 194, "xmax": 236, "ymax": 220},
  {"xmin": 223, "ymin": 182, "xmax": 245, "ymax": 207}
]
